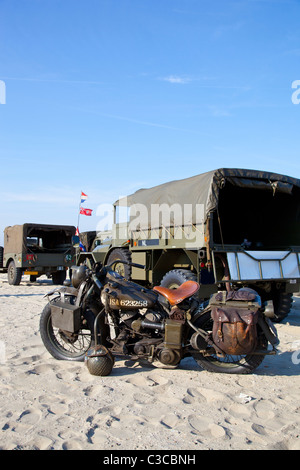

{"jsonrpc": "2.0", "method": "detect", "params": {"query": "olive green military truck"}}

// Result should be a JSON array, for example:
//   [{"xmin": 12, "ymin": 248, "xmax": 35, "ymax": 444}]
[
  {"xmin": 77, "ymin": 168, "xmax": 300, "ymax": 322},
  {"xmin": 0, "ymin": 223, "xmax": 76, "ymax": 285}
]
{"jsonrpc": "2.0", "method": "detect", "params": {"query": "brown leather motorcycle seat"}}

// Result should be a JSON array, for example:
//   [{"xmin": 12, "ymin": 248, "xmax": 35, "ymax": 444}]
[{"xmin": 153, "ymin": 280, "xmax": 199, "ymax": 306}]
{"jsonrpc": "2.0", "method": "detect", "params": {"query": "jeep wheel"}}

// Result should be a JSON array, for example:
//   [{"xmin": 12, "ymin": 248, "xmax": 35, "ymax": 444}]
[
  {"xmin": 106, "ymin": 248, "xmax": 132, "ymax": 279},
  {"xmin": 7, "ymin": 260, "xmax": 22, "ymax": 285},
  {"xmin": 52, "ymin": 270, "xmax": 67, "ymax": 285}
]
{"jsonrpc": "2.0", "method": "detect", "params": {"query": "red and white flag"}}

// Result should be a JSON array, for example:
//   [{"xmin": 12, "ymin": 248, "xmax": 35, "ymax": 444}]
[{"xmin": 80, "ymin": 207, "xmax": 93, "ymax": 216}]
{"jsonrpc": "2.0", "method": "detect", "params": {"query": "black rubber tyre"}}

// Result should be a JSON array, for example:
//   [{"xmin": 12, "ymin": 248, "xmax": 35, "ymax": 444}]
[
  {"xmin": 7, "ymin": 260, "xmax": 22, "ymax": 285},
  {"xmin": 52, "ymin": 270, "xmax": 67, "ymax": 285},
  {"xmin": 106, "ymin": 248, "xmax": 132, "ymax": 279},
  {"xmin": 0, "ymin": 246, "xmax": 3, "ymax": 268},
  {"xmin": 272, "ymin": 292, "xmax": 293, "ymax": 323},
  {"xmin": 160, "ymin": 269, "xmax": 197, "ymax": 289},
  {"xmin": 191, "ymin": 311, "xmax": 267, "ymax": 374},
  {"xmin": 40, "ymin": 297, "xmax": 110, "ymax": 362},
  {"xmin": 40, "ymin": 298, "xmax": 91, "ymax": 361}
]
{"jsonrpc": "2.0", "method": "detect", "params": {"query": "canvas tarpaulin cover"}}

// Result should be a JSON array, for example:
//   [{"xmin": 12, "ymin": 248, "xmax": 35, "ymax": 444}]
[
  {"xmin": 4, "ymin": 224, "xmax": 76, "ymax": 253},
  {"xmin": 114, "ymin": 168, "xmax": 300, "ymax": 230}
]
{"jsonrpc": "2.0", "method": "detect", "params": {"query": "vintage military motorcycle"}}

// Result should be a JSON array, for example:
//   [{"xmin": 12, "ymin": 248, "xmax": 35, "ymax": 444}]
[{"xmin": 40, "ymin": 260, "xmax": 279, "ymax": 375}]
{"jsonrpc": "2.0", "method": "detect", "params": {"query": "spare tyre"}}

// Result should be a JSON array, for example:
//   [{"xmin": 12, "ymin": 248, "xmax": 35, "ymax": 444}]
[
  {"xmin": 106, "ymin": 248, "xmax": 132, "ymax": 279},
  {"xmin": 160, "ymin": 268, "xmax": 197, "ymax": 289}
]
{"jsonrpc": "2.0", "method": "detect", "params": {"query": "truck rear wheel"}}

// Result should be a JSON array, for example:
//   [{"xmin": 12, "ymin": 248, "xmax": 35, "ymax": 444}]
[
  {"xmin": 273, "ymin": 292, "xmax": 293, "ymax": 323},
  {"xmin": 7, "ymin": 260, "xmax": 22, "ymax": 285},
  {"xmin": 0, "ymin": 247, "xmax": 3, "ymax": 268}
]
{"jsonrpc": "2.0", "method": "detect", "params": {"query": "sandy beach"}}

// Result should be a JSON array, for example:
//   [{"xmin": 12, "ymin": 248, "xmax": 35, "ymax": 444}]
[{"xmin": 0, "ymin": 272, "xmax": 299, "ymax": 451}]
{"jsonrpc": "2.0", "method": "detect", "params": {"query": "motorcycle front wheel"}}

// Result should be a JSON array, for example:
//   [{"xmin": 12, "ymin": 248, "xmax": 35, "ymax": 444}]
[
  {"xmin": 191, "ymin": 311, "xmax": 267, "ymax": 374},
  {"xmin": 40, "ymin": 297, "xmax": 95, "ymax": 361}
]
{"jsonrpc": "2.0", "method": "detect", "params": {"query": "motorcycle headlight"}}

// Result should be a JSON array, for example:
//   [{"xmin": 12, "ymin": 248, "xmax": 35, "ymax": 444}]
[{"xmin": 71, "ymin": 265, "xmax": 88, "ymax": 288}]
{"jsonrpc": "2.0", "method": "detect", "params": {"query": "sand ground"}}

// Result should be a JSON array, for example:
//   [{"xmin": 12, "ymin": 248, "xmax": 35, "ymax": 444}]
[{"xmin": 0, "ymin": 273, "xmax": 299, "ymax": 450}]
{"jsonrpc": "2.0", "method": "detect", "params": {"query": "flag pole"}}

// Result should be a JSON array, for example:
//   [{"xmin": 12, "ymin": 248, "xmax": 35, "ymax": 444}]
[
  {"xmin": 77, "ymin": 191, "xmax": 82, "ymax": 234},
  {"xmin": 77, "ymin": 192, "xmax": 90, "ymax": 235}
]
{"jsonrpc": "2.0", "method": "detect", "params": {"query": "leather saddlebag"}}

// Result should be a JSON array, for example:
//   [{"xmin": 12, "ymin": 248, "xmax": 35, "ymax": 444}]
[{"xmin": 210, "ymin": 289, "xmax": 260, "ymax": 355}]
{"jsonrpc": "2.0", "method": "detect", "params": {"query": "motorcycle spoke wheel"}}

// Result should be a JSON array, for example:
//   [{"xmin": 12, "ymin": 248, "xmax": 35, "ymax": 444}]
[
  {"xmin": 52, "ymin": 327, "xmax": 92, "ymax": 358},
  {"xmin": 191, "ymin": 311, "xmax": 266, "ymax": 374},
  {"xmin": 194, "ymin": 352, "xmax": 265, "ymax": 374},
  {"xmin": 40, "ymin": 300, "xmax": 93, "ymax": 361}
]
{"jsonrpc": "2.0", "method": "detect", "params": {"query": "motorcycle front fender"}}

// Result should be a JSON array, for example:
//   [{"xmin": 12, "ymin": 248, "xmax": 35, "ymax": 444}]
[{"xmin": 43, "ymin": 285, "xmax": 78, "ymax": 301}]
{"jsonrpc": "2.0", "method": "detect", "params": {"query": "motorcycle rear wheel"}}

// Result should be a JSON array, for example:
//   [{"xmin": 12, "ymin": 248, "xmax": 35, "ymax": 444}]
[
  {"xmin": 40, "ymin": 297, "xmax": 95, "ymax": 361},
  {"xmin": 191, "ymin": 311, "xmax": 267, "ymax": 374}
]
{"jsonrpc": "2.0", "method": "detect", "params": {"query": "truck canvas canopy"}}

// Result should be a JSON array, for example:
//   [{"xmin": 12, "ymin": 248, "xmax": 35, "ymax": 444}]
[
  {"xmin": 114, "ymin": 168, "xmax": 300, "ymax": 250},
  {"xmin": 114, "ymin": 168, "xmax": 300, "ymax": 284},
  {"xmin": 115, "ymin": 168, "xmax": 300, "ymax": 229},
  {"xmin": 4, "ymin": 224, "xmax": 76, "ymax": 253}
]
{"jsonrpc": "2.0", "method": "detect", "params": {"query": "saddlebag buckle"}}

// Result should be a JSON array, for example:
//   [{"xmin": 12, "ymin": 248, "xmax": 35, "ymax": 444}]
[{"xmin": 51, "ymin": 301, "xmax": 81, "ymax": 332}]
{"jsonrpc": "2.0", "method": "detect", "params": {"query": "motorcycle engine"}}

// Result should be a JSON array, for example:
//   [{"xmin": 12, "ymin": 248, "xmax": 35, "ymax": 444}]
[
  {"xmin": 113, "ymin": 307, "xmax": 165, "ymax": 359},
  {"xmin": 129, "ymin": 309, "xmax": 183, "ymax": 366},
  {"xmin": 121, "ymin": 308, "xmax": 165, "ymax": 332},
  {"xmin": 102, "ymin": 273, "xmax": 184, "ymax": 366}
]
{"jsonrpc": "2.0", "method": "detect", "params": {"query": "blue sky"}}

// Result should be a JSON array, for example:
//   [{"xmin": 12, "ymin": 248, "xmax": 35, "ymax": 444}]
[{"xmin": 0, "ymin": 0, "xmax": 300, "ymax": 244}]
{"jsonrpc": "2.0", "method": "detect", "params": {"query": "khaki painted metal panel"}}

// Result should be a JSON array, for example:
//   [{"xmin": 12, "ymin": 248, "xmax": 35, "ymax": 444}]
[{"xmin": 131, "ymin": 252, "xmax": 147, "ymax": 280}]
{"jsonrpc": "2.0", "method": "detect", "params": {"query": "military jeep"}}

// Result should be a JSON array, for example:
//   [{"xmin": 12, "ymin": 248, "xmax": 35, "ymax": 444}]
[
  {"xmin": 0, "ymin": 223, "xmax": 76, "ymax": 285},
  {"xmin": 77, "ymin": 168, "xmax": 300, "ymax": 322}
]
